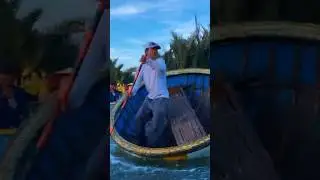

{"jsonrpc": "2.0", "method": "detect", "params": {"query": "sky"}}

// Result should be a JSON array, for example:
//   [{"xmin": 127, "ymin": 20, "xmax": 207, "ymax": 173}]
[
  {"xmin": 18, "ymin": 0, "xmax": 210, "ymax": 70},
  {"xmin": 18, "ymin": 0, "xmax": 96, "ymax": 29},
  {"xmin": 18, "ymin": 0, "xmax": 97, "ymax": 44},
  {"xmin": 110, "ymin": 0, "xmax": 210, "ymax": 69}
]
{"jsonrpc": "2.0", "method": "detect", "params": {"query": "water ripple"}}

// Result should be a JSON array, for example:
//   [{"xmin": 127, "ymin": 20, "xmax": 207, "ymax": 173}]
[{"xmin": 110, "ymin": 139, "xmax": 210, "ymax": 180}]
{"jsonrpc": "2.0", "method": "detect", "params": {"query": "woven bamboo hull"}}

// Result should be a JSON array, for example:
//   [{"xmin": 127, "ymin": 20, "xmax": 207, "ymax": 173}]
[
  {"xmin": 211, "ymin": 22, "xmax": 320, "ymax": 180},
  {"xmin": 119, "ymin": 145, "xmax": 210, "ymax": 161},
  {"xmin": 110, "ymin": 68, "xmax": 211, "ymax": 159},
  {"xmin": 211, "ymin": 22, "xmax": 320, "ymax": 140}
]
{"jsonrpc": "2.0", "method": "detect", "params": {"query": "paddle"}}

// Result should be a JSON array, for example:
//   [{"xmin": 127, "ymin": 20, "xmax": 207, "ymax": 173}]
[
  {"xmin": 109, "ymin": 62, "xmax": 143, "ymax": 134},
  {"xmin": 35, "ymin": 1, "xmax": 106, "ymax": 149}
]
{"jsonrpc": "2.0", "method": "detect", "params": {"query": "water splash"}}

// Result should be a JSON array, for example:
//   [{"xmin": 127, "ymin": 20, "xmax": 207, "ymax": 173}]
[{"xmin": 110, "ymin": 139, "xmax": 210, "ymax": 180}]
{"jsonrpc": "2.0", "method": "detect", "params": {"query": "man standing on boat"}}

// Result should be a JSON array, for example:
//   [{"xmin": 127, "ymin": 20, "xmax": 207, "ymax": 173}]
[{"xmin": 129, "ymin": 42, "xmax": 170, "ymax": 147}]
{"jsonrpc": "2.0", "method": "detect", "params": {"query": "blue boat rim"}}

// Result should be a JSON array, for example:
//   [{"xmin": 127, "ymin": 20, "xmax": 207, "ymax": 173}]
[
  {"xmin": 212, "ymin": 21, "xmax": 320, "ymax": 42},
  {"xmin": 110, "ymin": 68, "xmax": 211, "ymax": 158}
]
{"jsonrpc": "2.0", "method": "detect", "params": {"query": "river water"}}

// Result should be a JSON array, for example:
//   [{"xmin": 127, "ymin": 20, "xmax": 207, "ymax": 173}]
[{"xmin": 110, "ymin": 139, "xmax": 210, "ymax": 180}]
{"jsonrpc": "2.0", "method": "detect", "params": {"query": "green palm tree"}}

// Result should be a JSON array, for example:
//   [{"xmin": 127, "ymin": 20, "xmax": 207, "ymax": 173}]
[
  {"xmin": 0, "ymin": 0, "xmax": 43, "ymax": 67},
  {"xmin": 0, "ymin": 0, "xmax": 85, "ymax": 74},
  {"xmin": 36, "ymin": 18, "xmax": 86, "ymax": 74},
  {"xmin": 164, "ymin": 16, "xmax": 209, "ymax": 70},
  {"xmin": 110, "ymin": 58, "xmax": 123, "ymax": 83},
  {"xmin": 121, "ymin": 67, "xmax": 135, "ymax": 84},
  {"xmin": 109, "ymin": 58, "xmax": 135, "ymax": 84}
]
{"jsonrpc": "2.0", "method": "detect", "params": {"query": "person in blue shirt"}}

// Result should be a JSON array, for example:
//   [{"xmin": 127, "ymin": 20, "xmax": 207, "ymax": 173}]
[
  {"xmin": 0, "ymin": 62, "xmax": 38, "ymax": 158},
  {"xmin": 109, "ymin": 82, "xmax": 121, "ymax": 102},
  {"xmin": 0, "ymin": 66, "xmax": 38, "ymax": 129},
  {"xmin": 129, "ymin": 42, "xmax": 170, "ymax": 147}
]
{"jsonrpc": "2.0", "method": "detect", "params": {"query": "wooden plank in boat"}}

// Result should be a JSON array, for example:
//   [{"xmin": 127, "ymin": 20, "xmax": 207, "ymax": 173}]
[{"xmin": 168, "ymin": 87, "xmax": 206, "ymax": 145}]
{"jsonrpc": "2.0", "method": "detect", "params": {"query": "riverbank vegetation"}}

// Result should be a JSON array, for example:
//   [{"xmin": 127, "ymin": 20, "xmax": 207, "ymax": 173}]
[
  {"xmin": 0, "ymin": 0, "xmax": 84, "ymax": 75},
  {"xmin": 111, "ymin": 16, "xmax": 209, "ymax": 83}
]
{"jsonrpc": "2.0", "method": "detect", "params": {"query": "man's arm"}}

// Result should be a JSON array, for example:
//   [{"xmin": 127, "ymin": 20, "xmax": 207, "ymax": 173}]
[
  {"xmin": 131, "ymin": 67, "xmax": 143, "ymax": 96},
  {"xmin": 145, "ymin": 58, "xmax": 166, "ymax": 73}
]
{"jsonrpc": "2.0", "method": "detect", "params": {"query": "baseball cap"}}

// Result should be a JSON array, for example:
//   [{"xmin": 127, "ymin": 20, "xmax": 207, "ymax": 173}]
[{"xmin": 144, "ymin": 42, "xmax": 161, "ymax": 50}]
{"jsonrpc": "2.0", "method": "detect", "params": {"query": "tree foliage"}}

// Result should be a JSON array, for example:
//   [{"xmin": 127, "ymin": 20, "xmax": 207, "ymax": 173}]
[
  {"xmin": 212, "ymin": 0, "xmax": 320, "ymax": 25},
  {"xmin": 164, "ymin": 16, "xmax": 209, "ymax": 70},
  {"xmin": 109, "ymin": 58, "xmax": 135, "ymax": 84},
  {"xmin": 111, "ymin": 16, "xmax": 209, "ymax": 84},
  {"xmin": 0, "ymin": 0, "xmax": 85, "ymax": 75}
]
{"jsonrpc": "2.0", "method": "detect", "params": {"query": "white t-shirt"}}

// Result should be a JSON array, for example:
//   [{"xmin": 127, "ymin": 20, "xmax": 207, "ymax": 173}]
[{"xmin": 132, "ymin": 57, "xmax": 169, "ymax": 99}]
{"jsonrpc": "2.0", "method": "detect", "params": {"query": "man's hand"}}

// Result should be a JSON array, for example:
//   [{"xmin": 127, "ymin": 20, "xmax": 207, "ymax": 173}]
[
  {"xmin": 126, "ymin": 88, "xmax": 132, "ymax": 97},
  {"xmin": 140, "ymin": 55, "xmax": 147, "ymax": 64}
]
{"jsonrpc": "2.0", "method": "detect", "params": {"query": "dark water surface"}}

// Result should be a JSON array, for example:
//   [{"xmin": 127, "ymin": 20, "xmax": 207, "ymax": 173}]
[{"xmin": 110, "ymin": 139, "xmax": 210, "ymax": 180}]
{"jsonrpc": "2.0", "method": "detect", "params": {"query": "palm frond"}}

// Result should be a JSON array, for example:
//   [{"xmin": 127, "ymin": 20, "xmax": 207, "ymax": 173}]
[{"xmin": 164, "ymin": 16, "xmax": 210, "ymax": 70}]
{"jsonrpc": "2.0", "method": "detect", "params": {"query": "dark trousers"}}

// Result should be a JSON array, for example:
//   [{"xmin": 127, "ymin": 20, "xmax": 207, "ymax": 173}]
[{"xmin": 135, "ymin": 97, "xmax": 169, "ymax": 147}]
